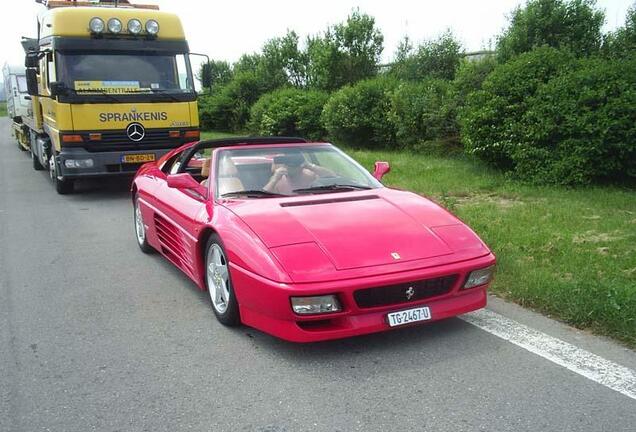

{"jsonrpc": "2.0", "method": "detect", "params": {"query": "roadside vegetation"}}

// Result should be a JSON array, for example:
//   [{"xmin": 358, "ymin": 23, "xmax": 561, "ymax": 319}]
[
  {"xmin": 0, "ymin": 104, "xmax": 7, "ymax": 117},
  {"xmin": 197, "ymin": 0, "xmax": 636, "ymax": 346}
]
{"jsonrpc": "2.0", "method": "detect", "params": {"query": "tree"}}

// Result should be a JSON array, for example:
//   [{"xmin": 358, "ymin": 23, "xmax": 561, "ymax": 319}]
[
  {"xmin": 260, "ymin": 31, "xmax": 308, "ymax": 88},
  {"xmin": 390, "ymin": 30, "xmax": 463, "ymax": 81},
  {"xmin": 603, "ymin": 4, "xmax": 636, "ymax": 58},
  {"xmin": 197, "ymin": 60, "xmax": 233, "ymax": 92},
  {"xmin": 497, "ymin": 0, "xmax": 605, "ymax": 62},
  {"xmin": 306, "ymin": 10, "xmax": 384, "ymax": 91}
]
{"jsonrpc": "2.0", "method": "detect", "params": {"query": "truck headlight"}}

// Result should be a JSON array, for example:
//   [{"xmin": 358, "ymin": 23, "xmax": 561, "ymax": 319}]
[
  {"xmin": 89, "ymin": 17, "xmax": 105, "ymax": 34},
  {"xmin": 107, "ymin": 18, "xmax": 122, "ymax": 33},
  {"xmin": 463, "ymin": 266, "xmax": 496, "ymax": 289},
  {"xmin": 145, "ymin": 19, "xmax": 159, "ymax": 35},
  {"xmin": 127, "ymin": 19, "xmax": 142, "ymax": 35},
  {"xmin": 64, "ymin": 159, "xmax": 94, "ymax": 169},
  {"xmin": 291, "ymin": 295, "xmax": 341, "ymax": 315}
]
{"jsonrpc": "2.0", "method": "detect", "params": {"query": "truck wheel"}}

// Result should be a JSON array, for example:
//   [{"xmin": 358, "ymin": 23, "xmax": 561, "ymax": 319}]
[
  {"xmin": 32, "ymin": 151, "xmax": 44, "ymax": 171},
  {"xmin": 49, "ymin": 155, "xmax": 74, "ymax": 194}
]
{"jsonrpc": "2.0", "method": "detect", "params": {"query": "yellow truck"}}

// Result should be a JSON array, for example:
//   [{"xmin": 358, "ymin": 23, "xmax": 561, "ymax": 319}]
[{"xmin": 22, "ymin": 0, "xmax": 199, "ymax": 194}]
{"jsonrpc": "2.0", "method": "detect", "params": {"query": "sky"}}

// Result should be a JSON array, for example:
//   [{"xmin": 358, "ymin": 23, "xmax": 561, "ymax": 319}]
[{"xmin": 1, "ymin": 0, "xmax": 633, "ymax": 69}]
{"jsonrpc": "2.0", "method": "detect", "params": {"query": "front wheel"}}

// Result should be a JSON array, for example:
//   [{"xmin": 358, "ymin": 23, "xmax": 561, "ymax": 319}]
[
  {"xmin": 49, "ymin": 154, "xmax": 74, "ymax": 194},
  {"xmin": 32, "ymin": 151, "xmax": 44, "ymax": 171},
  {"xmin": 205, "ymin": 234, "xmax": 240, "ymax": 326},
  {"xmin": 133, "ymin": 196, "xmax": 154, "ymax": 254}
]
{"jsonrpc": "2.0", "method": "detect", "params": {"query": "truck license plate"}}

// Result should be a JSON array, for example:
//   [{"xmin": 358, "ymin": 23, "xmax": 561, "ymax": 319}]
[
  {"xmin": 387, "ymin": 306, "xmax": 431, "ymax": 327},
  {"xmin": 122, "ymin": 154, "xmax": 155, "ymax": 163}
]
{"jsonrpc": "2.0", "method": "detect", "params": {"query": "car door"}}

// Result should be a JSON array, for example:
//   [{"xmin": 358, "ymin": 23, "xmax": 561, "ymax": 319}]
[{"xmin": 151, "ymin": 156, "xmax": 209, "ymax": 281}]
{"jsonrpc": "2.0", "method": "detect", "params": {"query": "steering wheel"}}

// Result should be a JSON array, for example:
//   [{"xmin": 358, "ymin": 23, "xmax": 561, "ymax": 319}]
[{"xmin": 307, "ymin": 175, "xmax": 349, "ymax": 188}]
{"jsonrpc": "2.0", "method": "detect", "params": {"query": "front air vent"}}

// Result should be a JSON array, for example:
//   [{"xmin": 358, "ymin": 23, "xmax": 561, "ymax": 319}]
[{"xmin": 280, "ymin": 195, "xmax": 380, "ymax": 208}]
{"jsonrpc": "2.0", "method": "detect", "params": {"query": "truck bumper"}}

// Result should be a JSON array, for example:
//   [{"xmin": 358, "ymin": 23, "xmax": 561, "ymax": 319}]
[{"xmin": 57, "ymin": 147, "xmax": 170, "ymax": 179}]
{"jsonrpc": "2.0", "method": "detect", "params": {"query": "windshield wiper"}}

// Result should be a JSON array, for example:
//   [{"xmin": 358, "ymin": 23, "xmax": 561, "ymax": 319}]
[
  {"xmin": 70, "ymin": 88, "xmax": 123, "ymax": 103},
  {"xmin": 221, "ymin": 190, "xmax": 289, "ymax": 198},
  {"xmin": 293, "ymin": 184, "xmax": 372, "ymax": 194},
  {"xmin": 149, "ymin": 88, "xmax": 183, "ymax": 102}
]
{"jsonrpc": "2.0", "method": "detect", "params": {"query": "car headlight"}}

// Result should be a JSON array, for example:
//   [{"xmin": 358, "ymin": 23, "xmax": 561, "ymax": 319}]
[
  {"xmin": 291, "ymin": 295, "xmax": 341, "ymax": 315},
  {"xmin": 463, "ymin": 266, "xmax": 496, "ymax": 289},
  {"xmin": 127, "ymin": 19, "xmax": 142, "ymax": 35},
  {"xmin": 145, "ymin": 19, "xmax": 159, "ymax": 35},
  {"xmin": 107, "ymin": 18, "xmax": 122, "ymax": 34},
  {"xmin": 89, "ymin": 17, "xmax": 105, "ymax": 34}
]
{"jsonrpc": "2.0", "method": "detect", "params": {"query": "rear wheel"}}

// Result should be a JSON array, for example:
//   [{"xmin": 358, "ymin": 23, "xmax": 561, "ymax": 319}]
[
  {"xmin": 205, "ymin": 234, "xmax": 240, "ymax": 326},
  {"xmin": 49, "ymin": 154, "xmax": 74, "ymax": 194},
  {"xmin": 133, "ymin": 195, "xmax": 154, "ymax": 254}
]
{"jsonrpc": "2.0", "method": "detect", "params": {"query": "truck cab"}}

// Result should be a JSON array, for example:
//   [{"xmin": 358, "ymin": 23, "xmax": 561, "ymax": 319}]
[{"xmin": 24, "ymin": 0, "xmax": 199, "ymax": 194}]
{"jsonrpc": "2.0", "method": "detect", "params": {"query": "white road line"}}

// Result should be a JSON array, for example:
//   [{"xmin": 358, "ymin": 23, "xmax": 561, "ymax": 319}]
[{"xmin": 461, "ymin": 308, "xmax": 636, "ymax": 401}]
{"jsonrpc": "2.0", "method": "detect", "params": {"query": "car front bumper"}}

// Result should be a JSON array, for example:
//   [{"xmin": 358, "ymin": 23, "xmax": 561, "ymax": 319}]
[{"xmin": 231, "ymin": 253, "xmax": 496, "ymax": 343}]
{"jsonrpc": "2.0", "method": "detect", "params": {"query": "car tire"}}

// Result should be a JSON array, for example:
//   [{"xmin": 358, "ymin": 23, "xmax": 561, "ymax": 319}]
[
  {"xmin": 32, "ymin": 151, "xmax": 44, "ymax": 171},
  {"xmin": 49, "ymin": 154, "xmax": 74, "ymax": 194},
  {"xmin": 205, "ymin": 234, "xmax": 240, "ymax": 326},
  {"xmin": 133, "ymin": 195, "xmax": 154, "ymax": 254}
]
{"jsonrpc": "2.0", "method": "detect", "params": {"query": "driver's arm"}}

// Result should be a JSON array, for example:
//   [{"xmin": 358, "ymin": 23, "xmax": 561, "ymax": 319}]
[
  {"xmin": 303, "ymin": 162, "xmax": 335, "ymax": 177},
  {"xmin": 263, "ymin": 166, "xmax": 287, "ymax": 193}
]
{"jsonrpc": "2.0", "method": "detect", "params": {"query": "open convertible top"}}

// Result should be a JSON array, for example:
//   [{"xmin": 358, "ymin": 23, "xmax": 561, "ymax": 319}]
[{"xmin": 194, "ymin": 137, "xmax": 308, "ymax": 151}]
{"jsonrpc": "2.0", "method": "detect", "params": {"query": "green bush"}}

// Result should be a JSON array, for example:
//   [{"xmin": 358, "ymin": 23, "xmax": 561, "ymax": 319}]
[
  {"xmin": 321, "ymin": 77, "xmax": 399, "ymax": 148},
  {"xmin": 515, "ymin": 56, "xmax": 636, "ymax": 184},
  {"xmin": 389, "ymin": 79, "xmax": 459, "ymax": 149},
  {"xmin": 249, "ymin": 88, "xmax": 329, "ymax": 140},
  {"xmin": 459, "ymin": 46, "xmax": 574, "ymax": 169},
  {"xmin": 198, "ymin": 72, "xmax": 265, "ymax": 132},
  {"xmin": 452, "ymin": 56, "xmax": 497, "ymax": 107}
]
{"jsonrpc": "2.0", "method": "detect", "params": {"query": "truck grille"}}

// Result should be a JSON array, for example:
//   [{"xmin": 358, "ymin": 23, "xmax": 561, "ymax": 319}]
[
  {"xmin": 78, "ymin": 130, "xmax": 182, "ymax": 152},
  {"xmin": 354, "ymin": 275, "xmax": 458, "ymax": 309}
]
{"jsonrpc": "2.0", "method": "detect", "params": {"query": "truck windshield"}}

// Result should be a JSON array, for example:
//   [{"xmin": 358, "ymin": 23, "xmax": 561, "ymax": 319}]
[{"xmin": 56, "ymin": 52, "xmax": 194, "ymax": 94}]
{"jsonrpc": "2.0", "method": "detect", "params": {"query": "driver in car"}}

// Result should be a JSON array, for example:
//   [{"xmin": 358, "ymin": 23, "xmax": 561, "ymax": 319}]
[{"xmin": 263, "ymin": 153, "xmax": 334, "ymax": 195}]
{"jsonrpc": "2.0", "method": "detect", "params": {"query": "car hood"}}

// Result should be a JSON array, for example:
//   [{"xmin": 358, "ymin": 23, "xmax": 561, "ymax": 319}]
[{"xmin": 224, "ymin": 190, "xmax": 486, "ymax": 274}]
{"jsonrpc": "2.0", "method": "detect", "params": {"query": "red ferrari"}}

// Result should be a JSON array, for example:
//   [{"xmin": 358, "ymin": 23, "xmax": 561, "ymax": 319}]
[{"xmin": 132, "ymin": 137, "xmax": 496, "ymax": 342}]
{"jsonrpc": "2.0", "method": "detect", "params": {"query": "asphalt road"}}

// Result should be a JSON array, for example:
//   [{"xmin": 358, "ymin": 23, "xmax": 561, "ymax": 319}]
[{"xmin": 1, "ymin": 117, "xmax": 635, "ymax": 432}]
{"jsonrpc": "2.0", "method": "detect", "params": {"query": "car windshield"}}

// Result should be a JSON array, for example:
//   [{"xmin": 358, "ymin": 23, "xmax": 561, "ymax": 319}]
[
  {"xmin": 214, "ymin": 145, "xmax": 382, "ymax": 198},
  {"xmin": 55, "ymin": 52, "xmax": 194, "ymax": 94}
]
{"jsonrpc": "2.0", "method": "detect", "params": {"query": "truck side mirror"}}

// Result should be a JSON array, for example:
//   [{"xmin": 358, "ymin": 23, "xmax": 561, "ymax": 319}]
[
  {"xmin": 49, "ymin": 81, "xmax": 67, "ymax": 98},
  {"xmin": 25, "ymin": 52, "xmax": 40, "ymax": 69},
  {"xmin": 25, "ymin": 68, "xmax": 39, "ymax": 96}
]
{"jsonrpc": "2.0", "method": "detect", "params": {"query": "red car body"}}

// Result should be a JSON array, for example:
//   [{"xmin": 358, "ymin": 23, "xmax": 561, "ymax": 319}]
[{"xmin": 132, "ymin": 139, "xmax": 496, "ymax": 342}]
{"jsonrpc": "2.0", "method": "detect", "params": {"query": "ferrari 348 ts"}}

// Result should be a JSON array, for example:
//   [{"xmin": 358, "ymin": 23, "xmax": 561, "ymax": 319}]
[{"xmin": 131, "ymin": 137, "xmax": 496, "ymax": 342}]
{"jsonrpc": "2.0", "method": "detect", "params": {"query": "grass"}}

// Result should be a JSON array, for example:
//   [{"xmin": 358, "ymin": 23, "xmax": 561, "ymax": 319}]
[
  {"xmin": 201, "ymin": 131, "xmax": 636, "ymax": 347},
  {"xmin": 0, "ymin": 104, "xmax": 7, "ymax": 117},
  {"xmin": 201, "ymin": 130, "xmax": 242, "ymax": 140}
]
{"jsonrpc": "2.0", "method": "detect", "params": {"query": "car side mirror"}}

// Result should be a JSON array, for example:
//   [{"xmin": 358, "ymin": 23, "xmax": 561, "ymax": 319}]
[
  {"xmin": 373, "ymin": 161, "xmax": 390, "ymax": 181},
  {"xmin": 167, "ymin": 173, "xmax": 206, "ymax": 195},
  {"xmin": 25, "ymin": 68, "xmax": 39, "ymax": 96}
]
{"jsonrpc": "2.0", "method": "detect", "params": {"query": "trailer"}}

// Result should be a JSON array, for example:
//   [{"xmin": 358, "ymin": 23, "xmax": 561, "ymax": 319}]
[{"xmin": 3, "ymin": 64, "xmax": 32, "ymax": 151}]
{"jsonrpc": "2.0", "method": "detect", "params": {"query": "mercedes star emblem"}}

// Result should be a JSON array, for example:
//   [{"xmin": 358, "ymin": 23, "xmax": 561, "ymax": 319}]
[
  {"xmin": 127, "ymin": 123, "xmax": 145, "ymax": 142},
  {"xmin": 405, "ymin": 287, "xmax": 415, "ymax": 300}
]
